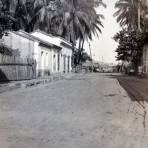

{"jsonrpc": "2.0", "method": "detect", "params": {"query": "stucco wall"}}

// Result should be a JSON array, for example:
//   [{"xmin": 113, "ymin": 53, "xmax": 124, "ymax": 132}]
[
  {"xmin": 2, "ymin": 31, "xmax": 73, "ymax": 77},
  {"xmin": 32, "ymin": 31, "xmax": 73, "ymax": 74},
  {"xmin": 3, "ymin": 32, "xmax": 35, "ymax": 59},
  {"xmin": 37, "ymin": 44, "xmax": 61, "ymax": 76},
  {"xmin": 37, "ymin": 45, "xmax": 52, "ymax": 76},
  {"xmin": 61, "ymin": 45, "xmax": 72, "ymax": 73}
]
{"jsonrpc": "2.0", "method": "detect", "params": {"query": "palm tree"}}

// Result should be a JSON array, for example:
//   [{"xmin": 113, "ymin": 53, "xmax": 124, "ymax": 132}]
[
  {"xmin": 58, "ymin": 0, "xmax": 105, "ymax": 47},
  {"xmin": 0, "ymin": 0, "xmax": 105, "ymax": 40},
  {"xmin": 114, "ymin": 0, "xmax": 148, "ymax": 30},
  {"xmin": 14, "ymin": 0, "xmax": 50, "ymax": 32},
  {"xmin": 114, "ymin": 0, "xmax": 139, "ymax": 29},
  {"xmin": 57, "ymin": 0, "xmax": 105, "ymax": 65},
  {"xmin": 0, "ymin": 0, "xmax": 57, "ymax": 33},
  {"xmin": 0, "ymin": 0, "xmax": 105, "ymax": 50},
  {"xmin": 76, "ymin": 0, "xmax": 105, "ymax": 61},
  {"xmin": 0, "ymin": 0, "xmax": 18, "ymax": 38}
]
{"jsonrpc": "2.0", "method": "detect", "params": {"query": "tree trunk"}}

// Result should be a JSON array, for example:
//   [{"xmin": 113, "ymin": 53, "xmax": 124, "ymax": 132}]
[
  {"xmin": 81, "ymin": 38, "xmax": 85, "ymax": 51},
  {"xmin": 134, "ymin": 61, "xmax": 139, "ymax": 75},
  {"xmin": 138, "ymin": 0, "xmax": 141, "ymax": 31},
  {"xmin": 79, "ymin": 39, "xmax": 82, "ymax": 50}
]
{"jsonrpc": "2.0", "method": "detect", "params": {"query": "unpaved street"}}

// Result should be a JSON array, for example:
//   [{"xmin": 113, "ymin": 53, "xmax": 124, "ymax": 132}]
[{"xmin": 0, "ymin": 73, "xmax": 148, "ymax": 148}]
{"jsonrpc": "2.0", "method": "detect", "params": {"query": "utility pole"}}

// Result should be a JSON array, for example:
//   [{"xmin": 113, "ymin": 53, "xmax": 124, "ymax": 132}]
[
  {"xmin": 102, "ymin": 56, "xmax": 104, "ymax": 63},
  {"xmin": 89, "ymin": 42, "xmax": 94, "ymax": 72}
]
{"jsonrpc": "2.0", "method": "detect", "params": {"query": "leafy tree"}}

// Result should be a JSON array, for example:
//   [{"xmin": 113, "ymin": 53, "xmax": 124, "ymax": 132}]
[
  {"xmin": 81, "ymin": 51, "xmax": 92, "ymax": 63},
  {"xmin": 113, "ymin": 28, "xmax": 148, "ymax": 72},
  {"xmin": 73, "ymin": 50, "xmax": 92, "ymax": 66},
  {"xmin": 114, "ymin": 0, "xmax": 148, "ymax": 74}
]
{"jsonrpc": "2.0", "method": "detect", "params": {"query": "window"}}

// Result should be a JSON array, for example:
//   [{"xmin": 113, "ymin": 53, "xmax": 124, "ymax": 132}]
[
  {"xmin": 57, "ymin": 52, "xmax": 60, "ymax": 71},
  {"xmin": 46, "ymin": 53, "xmax": 48, "ymax": 67},
  {"xmin": 41, "ymin": 51, "xmax": 44, "ymax": 70},
  {"xmin": 63, "ymin": 55, "xmax": 66, "ymax": 73},
  {"xmin": 68, "ymin": 56, "xmax": 70, "ymax": 72}
]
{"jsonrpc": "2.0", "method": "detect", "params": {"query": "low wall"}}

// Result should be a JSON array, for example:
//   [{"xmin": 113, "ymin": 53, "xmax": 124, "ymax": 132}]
[{"xmin": 0, "ymin": 54, "xmax": 35, "ymax": 81}]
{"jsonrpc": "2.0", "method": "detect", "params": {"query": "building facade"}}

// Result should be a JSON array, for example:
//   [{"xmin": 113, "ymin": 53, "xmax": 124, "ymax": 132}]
[
  {"xmin": 2, "ymin": 31, "xmax": 35, "ymax": 59},
  {"xmin": 2, "ymin": 30, "xmax": 73, "ymax": 77},
  {"xmin": 31, "ymin": 30, "xmax": 73, "ymax": 74}
]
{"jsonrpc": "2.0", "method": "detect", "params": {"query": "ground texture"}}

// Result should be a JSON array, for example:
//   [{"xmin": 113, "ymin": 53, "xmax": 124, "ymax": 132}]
[
  {"xmin": 116, "ymin": 75, "xmax": 148, "ymax": 102},
  {"xmin": 0, "ymin": 73, "xmax": 148, "ymax": 148}
]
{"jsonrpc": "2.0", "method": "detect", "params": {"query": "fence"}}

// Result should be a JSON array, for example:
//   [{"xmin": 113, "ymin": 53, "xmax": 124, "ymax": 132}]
[{"xmin": 0, "ymin": 54, "xmax": 35, "ymax": 81}]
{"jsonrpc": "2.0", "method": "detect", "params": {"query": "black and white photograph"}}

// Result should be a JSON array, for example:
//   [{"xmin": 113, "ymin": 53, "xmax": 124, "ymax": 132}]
[{"xmin": 0, "ymin": 0, "xmax": 148, "ymax": 148}]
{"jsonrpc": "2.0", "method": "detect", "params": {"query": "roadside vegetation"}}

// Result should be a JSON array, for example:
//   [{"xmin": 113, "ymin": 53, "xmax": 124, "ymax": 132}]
[
  {"xmin": 114, "ymin": 0, "xmax": 148, "ymax": 73},
  {"xmin": 0, "ymin": 0, "xmax": 106, "ymax": 65}
]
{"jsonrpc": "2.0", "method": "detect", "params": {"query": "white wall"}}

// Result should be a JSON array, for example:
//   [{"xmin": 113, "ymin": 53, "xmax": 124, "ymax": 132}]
[
  {"xmin": 37, "ymin": 45, "xmax": 53, "ymax": 76},
  {"xmin": 32, "ymin": 30, "xmax": 73, "ymax": 74},
  {"xmin": 37, "ymin": 45, "xmax": 61, "ymax": 76},
  {"xmin": 52, "ymin": 49, "xmax": 60, "ymax": 73},
  {"xmin": 61, "ymin": 45, "xmax": 72, "ymax": 73},
  {"xmin": 3, "ymin": 32, "xmax": 35, "ymax": 59},
  {"xmin": 3, "ymin": 31, "xmax": 73, "ymax": 77}
]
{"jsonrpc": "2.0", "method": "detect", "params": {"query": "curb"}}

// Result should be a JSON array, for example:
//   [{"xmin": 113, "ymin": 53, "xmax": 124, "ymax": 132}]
[{"xmin": 0, "ymin": 75, "xmax": 64, "ymax": 93}]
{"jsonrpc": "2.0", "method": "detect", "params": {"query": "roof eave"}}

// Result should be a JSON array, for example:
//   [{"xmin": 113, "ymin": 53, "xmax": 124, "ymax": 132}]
[{"xmin": 60, "ymin": 42, "xmax": 73, "ymax": 50}]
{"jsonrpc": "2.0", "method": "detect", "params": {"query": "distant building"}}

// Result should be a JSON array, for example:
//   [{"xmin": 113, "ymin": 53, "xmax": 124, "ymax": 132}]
[
  {"xmin": 2, "ymin": 30, "xmax": 73, "ymax": 77},
  {"xmin": 94, "ymin": 61, "xmax": 117, "ymax": 73}
]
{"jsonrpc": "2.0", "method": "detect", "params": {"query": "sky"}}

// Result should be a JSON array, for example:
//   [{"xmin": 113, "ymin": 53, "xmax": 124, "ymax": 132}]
[{"xmin": 84, "ymin": 0, "xmax": 121, "ymax": 64}]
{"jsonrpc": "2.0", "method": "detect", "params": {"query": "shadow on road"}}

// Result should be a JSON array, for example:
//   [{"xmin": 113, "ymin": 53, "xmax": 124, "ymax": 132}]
[
  {"xmin": 105, "ymin": 73, "xmax": 148, "ymax": 132},
  {"xmin": 105, "ymin": 74, "xmax": 148, "ymax": 103}
]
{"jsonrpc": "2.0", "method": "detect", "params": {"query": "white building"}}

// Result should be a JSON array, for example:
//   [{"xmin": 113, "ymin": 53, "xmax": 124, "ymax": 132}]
[
  {"xmin": 30, "ymin": 30, "xmax": 73, "ymax": 75},
  {"xmin": 2, "ymin": 30, "xmax": 73, "ymax": 77},
  {"xmin": 2, "ymin": 31, "xmax": 35, "ymax": 59}
]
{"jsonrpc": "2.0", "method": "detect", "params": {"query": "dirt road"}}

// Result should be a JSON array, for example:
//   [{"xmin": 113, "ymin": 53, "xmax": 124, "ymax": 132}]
[{"xmin": 0, "ymin": 73, "xmax": 148, "ymax": 148}]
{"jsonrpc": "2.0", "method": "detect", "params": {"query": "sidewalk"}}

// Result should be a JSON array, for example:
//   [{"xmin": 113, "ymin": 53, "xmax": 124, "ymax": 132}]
[{"xmin": 0, "ymin": 73, "xmax": 75, "ymax": 93}]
